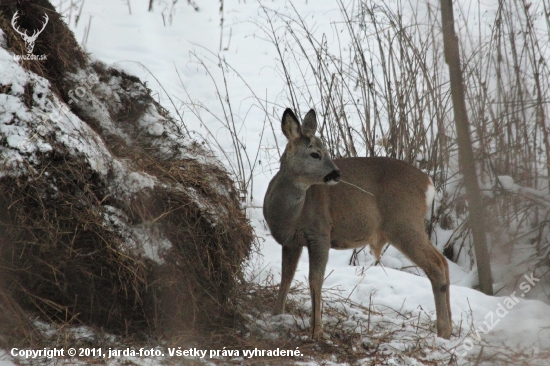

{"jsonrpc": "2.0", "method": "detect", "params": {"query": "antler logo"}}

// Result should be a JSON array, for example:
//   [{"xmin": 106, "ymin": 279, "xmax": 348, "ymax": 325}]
[{"xmin": 11, "ymin": 11, "xmax": 49, "ymax": 54}]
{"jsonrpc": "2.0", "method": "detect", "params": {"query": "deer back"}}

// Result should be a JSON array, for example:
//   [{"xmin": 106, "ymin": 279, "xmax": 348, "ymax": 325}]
[{"xmin": 304, "ymin": 157, "xmax": 433, "ymax": 250}]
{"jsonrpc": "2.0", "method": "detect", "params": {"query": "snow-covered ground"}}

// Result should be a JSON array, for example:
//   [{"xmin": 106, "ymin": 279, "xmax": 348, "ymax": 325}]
[{"xmin": 2, "ymin": 0, "xmax": 550, "ymax": 364}]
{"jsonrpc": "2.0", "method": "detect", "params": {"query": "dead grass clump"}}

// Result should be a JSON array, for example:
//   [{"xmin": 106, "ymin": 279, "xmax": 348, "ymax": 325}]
[
  {"xmin": 0, "ymin": 99, "xmax": 252, "ymax": 341},
  {"xmin": 0, "ymin": 154, "xmax": 253, "ymax": 339},
  {"xmin": 0, "ymin": 149, "xmax": 152, "ymax": 335},
  {"xmin": 0, "ymin": 0, "xmax": 254, "ymax": 346},
  {"xmin": 0, "ymin": 279, "xmax": 40, "ymax": 350},
  {"xmin": 137, "ymin": 158, "xmax": 254, "ymax": 335}
]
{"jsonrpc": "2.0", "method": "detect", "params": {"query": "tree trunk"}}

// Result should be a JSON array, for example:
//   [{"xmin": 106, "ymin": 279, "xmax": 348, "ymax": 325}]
[{"xmin": 439, "ymin": 0, "xmax": 493, "ymax": 295}]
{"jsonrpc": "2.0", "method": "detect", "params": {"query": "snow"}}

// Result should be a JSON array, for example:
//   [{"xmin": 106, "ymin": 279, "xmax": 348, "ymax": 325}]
[
  {"xmin": 1, "ymin": 0, "xmax": 549, "ymax": 364},
  {"xmin": 425, "ymin": 178, "xmax": 435, "ymax": 211}
]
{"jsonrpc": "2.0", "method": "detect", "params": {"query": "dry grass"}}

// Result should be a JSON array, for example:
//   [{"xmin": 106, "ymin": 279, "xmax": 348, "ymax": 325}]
[
  {"xmin": 254, "ymin": 0, "xmax": 550, "ymax": 289},
  {"xmin": 231, "ymin": 277, "xmax": 550, "ymax": 365},
  {"xmin": 0, "ymin": 0, "xmax": 254, "ymax": 354}
]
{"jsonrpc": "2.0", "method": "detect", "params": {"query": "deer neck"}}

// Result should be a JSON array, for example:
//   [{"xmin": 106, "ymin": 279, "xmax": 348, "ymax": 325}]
[{"xmin": 264, "ymin": 171, "xmax": 308, "ymax": 245}]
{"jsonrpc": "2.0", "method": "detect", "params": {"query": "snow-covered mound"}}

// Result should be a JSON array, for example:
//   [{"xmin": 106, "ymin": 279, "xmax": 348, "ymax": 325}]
[{"xmin": 0, "ymin": 0, "xmax": 252, "ymax": 341}]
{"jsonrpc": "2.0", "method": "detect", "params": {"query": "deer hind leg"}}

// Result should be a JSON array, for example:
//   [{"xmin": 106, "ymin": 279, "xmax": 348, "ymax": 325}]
[
  {"xmin": 274, "ymin": 245, "xmax": 303, "ymax": 315},
  {"xmin": 389, "ymin": 227, "xmax": 452, "ymax": 339},
  {"xmin": 307, "ymin": 238, "xmax": 330, "ymax": 339}
]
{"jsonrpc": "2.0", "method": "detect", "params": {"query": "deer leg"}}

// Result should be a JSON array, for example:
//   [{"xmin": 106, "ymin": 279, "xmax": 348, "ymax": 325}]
[
  {"xmin": 445, "ymin": 261, "xmax": 452, "ymax": 327},
  {"xmin": 430, "ymin": 253, "xmax": 452, "ymax": 339},
  {"xmin": 274, "ymin": 245, "xmax": 303, "ymax": 315},
  {"xmin": 389, "ymin": 228, "xmax": 452, "ymax": 339},
  {"xmin": 307, "ymin": 238, "xmax": 330, "ymax": 339}
]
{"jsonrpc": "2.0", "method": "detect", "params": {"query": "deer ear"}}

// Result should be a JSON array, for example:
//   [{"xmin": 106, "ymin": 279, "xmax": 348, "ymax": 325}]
[
  {"xmin": 301, "ymin": 109, "xmax": 317, "ymax": 137},
  {"xmin": 282, "ymin": 108, "xmax": 302, "ymax": 141}
]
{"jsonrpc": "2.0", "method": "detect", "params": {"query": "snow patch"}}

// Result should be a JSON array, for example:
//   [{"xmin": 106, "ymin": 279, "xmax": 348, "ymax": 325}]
[
  {"xmin": 425, "ymin": 177, "xmax": 435, "ymax": 209},
  {"xmin": 102, "ymin": 205, "xmax": 172, "ymax": 264}
]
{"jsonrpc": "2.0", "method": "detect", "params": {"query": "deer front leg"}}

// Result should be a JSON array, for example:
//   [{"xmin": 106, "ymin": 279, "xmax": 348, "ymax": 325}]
[
  {"xmin": 307, "ymin": 238, "xmax": 330, "ymax": 339},
  {"xmin": 274, "ymin": 245, "xmax": 303, "ymax": 315}
]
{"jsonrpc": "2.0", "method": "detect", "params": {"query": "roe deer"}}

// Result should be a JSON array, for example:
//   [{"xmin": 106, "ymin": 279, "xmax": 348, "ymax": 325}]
[{"xmin": 263, "ymin": 108, "xmax": 452, "ymax": 339}]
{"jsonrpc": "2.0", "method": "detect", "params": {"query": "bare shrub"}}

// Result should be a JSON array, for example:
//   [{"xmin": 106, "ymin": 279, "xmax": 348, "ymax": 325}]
[{"xmin": 256, "ymin": 0, "xmax": 550, "ymax": 293}]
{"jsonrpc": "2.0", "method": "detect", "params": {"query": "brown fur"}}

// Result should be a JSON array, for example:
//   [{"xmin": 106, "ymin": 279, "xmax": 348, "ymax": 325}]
[{"xmin": 264, "ymin": 109, "xmax": 452, "ymax": 339}]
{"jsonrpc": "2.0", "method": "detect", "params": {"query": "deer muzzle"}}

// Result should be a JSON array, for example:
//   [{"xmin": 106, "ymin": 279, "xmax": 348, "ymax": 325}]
[{"xmin": 324, "ymin": 169, "xmax": 341, "ymax": 185}]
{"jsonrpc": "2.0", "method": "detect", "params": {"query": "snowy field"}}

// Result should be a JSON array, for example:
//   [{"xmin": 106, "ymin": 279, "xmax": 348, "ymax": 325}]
[{"xmin": 2, "ymin": 0, "xmax": 550, "ymax": 365}]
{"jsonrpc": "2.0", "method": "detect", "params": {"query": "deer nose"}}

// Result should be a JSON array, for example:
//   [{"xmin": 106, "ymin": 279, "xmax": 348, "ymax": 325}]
[{"xmin": 324, "ymin": 169, "xmax": 341, "ymax": 184}]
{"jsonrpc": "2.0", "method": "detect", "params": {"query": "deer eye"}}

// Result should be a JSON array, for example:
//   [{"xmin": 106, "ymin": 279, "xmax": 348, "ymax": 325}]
[{"xmin": 310, "ymin": 152, "xmax": 321, "ymax": 159}]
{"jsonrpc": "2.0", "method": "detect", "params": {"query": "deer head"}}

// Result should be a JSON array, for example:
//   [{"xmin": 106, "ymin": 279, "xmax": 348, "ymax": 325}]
[
  {"xmin": 11, "ymin": 11, "xmax": 49, "ymax": 54},
  {"xmin": 280, "ymin": 109, "xmax": 340, "ymax": 188}
]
